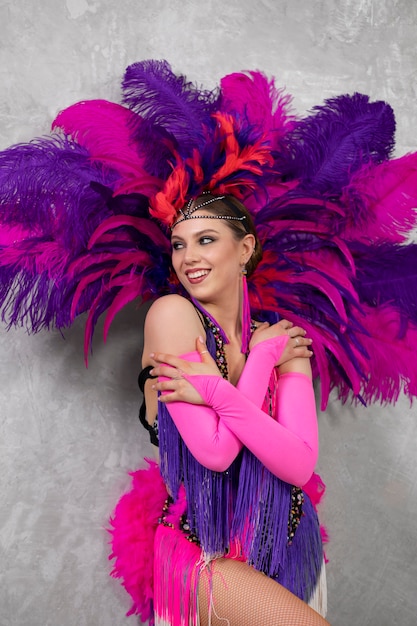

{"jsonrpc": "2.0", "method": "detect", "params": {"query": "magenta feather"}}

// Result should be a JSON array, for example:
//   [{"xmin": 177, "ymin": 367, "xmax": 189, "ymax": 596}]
[
  {"xmin": 343, "ymin": 305, "xmax": 417, "ymax": 404},
  {"xmin": 88, "ymin": 215, "xmax": 170, "ymax": 252},
  {"xmin": 220, "ymin": 71, "xmax": 295, "ymax": 150},
  {"xmin": 53, "ymin": 100, "xmax": 162, "ymax": 195},
  {"xmin": 108, "ymin": 459, "xmax": 168, "ymax": 622},
  {"xmin": 102, "ymin": 276, "xmax": 145, "ymax": 342},
  {"xmin": 284, "ymin": 270, "xmax": 349, "ymax": 324},
  {"xmin": 342, "ymin": 152, "xmax": 417, "ymax": 242}
]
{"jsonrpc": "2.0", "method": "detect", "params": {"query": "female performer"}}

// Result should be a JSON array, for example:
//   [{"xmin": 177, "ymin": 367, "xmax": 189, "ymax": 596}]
[
  {"xmin": 140, "ymin": 193, "xmax": 329, "ymax": 625},
  {"xmin": 1, "ymin": 59, "xmax": 417, "ymax": 625}
]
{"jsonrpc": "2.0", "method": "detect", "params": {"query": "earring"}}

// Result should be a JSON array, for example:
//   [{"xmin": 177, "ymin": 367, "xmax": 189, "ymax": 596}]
[{"xmin": 241, "ymin": 266, "xmax": 248, "ymax": 275}]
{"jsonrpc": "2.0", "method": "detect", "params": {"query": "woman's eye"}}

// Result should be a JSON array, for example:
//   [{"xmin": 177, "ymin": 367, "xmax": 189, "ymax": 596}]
[
  {"xmin": 172, "ymin": 241, "xmax": 184, "ymax": 250},
  {"xmin": 200, "ymin": 236, "xmax": 214, "ymax": 245}
]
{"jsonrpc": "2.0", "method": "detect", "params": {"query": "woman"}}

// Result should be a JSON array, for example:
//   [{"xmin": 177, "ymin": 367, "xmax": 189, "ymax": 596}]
[
  {"xmin": 1, "ymin": 59, "xmax": 417, "ymax": 625},
  {"xmin": 138, "ymin": 193, "xmax": 329, "ymax": 625}
]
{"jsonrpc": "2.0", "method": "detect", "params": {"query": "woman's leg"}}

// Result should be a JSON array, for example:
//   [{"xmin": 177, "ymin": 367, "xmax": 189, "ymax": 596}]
[{"xmin": 198, "ymin": 558, "xmax": 331, "ymax": 626}]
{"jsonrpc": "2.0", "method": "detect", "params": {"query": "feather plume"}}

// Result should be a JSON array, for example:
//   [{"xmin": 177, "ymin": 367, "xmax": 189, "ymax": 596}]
[
  {"xmin": 109, "ymin": 460, "xmax": 168, "ymax": 622},
  {"xmin": 53, "ymin": 100, "xmax": 162, "ymax": 196},
  {"xmin": 249, "ymin": 245, "xmax": 368, "ymax": 408},
  {"xmin": 354, "ymin": 242, "xmax": 417, "ymax": 326},
  {"xmin": 282, "ymin": 93, "xmax": 396, "ymax": 197},
  {"xmin": 122, "ymin": 60, "xmax": 218, "ymax": 156},
  {"xmin": 2, "ymin": 58, "xmax": 417, "ymax": 411},
  {"xmin": 0, "ymin": 135, "xmax": 113, "ymax": 250},
  {"xmin": 220, "ymin": 70, "xmax": 296, "ymax": 150},
  {"xmin": 208, "ymin": 113, "xmax": 273, "ymax": 195},
  {"xmin": 341, "ymin": 152, "xmax": 417, "ymax": 242},
  {"xmin": 341, "ymin": 306, "xmax": 417, "ymax": 404}
]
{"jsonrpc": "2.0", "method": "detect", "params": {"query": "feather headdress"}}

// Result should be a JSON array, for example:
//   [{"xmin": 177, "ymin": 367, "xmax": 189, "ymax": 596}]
[{"xmin": 1, "ymin": 59, "xmax": 417, "ymax": 408}]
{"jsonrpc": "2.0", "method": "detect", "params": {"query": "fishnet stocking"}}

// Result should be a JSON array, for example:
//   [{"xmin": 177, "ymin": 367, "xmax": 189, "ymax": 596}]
[{"xmin": 198, "ymin": 558, "xmax": 331, "ymax": 626}]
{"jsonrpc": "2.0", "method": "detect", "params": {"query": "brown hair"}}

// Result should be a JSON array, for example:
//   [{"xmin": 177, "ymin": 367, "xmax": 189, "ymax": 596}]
[{"xmin": 191, "ymin": 194, "xmax": 263, "ymax": 277}]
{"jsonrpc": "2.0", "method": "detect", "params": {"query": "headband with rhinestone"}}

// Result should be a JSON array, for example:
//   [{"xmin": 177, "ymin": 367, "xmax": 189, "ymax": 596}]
[{"xmin": 171, "ymin": 194, "xmax": 249, "ymax": 231}]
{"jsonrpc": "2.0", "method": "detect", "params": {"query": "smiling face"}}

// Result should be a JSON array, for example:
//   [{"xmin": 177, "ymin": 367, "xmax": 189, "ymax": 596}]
[{"xmin": 171, "ymin": 211, "xmax": 255, "ymax": 307}]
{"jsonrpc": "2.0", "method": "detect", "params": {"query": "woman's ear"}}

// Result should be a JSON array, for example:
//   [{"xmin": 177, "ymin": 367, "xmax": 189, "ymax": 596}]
[{"xmin": 241, "ymin": 233, "xmax": 256, "ymax": 265}]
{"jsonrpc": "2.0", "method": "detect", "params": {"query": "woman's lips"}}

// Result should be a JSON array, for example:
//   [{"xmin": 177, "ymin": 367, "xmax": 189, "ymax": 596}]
[{"xmin": 186, "ymin": 269, "xmax": 210, "ymax": 283}]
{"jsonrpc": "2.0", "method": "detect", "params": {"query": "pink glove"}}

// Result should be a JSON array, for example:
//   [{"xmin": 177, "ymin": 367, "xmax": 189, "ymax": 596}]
[
  {"xmin": 160, "ymin": 336, "xmax": 289, "ymax": 471},
  {"xmin": 236, "ymin": 335, "xmax": 289, "ymax": 405},
  {"xmin": 181, "ymin": 372, "xmax": 318, "ymax": 486},
  {"xmin": 160, "ymin": 335, "xmax": 318, "ymax": 485},
  {"xmin": 160, "ymin": 350, "xmax": 242, "ymax": 472}
]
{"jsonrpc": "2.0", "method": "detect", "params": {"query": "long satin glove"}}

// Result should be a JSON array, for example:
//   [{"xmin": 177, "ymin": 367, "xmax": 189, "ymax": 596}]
[
  {"xmin": 159, "ymin": 350, "xmax": 242, "ymax": 472},
  {"xmin": 236, "ymin": 335, "xmax": 289, "ymax": 403},
  {"xmin": 181, "ymin": 371, "xmax": 318, "ymax": 486},
  {"xmin": 159, "ymin": 336, "xmax": 288, "ymax": 471},
  {"xmin": 160, "ymin": 335, "xmax": 299, "ymax": 475}
]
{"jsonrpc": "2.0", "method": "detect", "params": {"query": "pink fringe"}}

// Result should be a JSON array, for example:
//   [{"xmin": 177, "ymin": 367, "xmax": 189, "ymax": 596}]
[
  {"xmin": 108, "ymin": 463, "xmax": 329, "ymax": 623},
  {"xmin": 241, "ymin": 273, "xmax": 251, "ymax": 354},
  {"xmin": 304, "ymin": 472, "xmax": 329, "ymax": 559},
  {"xmin": 108, "ymin": 459, "xmax": 168, "ymax": 623},
  {"xmin": 154, "ymin": 485, "xmax": 202, "ymax": 626}
]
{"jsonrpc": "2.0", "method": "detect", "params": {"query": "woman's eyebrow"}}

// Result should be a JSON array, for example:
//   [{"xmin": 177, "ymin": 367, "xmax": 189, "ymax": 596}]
[{"xmin": 171, "ymin": 228, "xmax": 220, "ymax": 241}]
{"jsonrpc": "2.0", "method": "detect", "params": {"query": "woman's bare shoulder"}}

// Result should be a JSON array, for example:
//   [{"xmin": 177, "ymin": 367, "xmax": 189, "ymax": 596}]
[
  {"xmin": 145, "ymin": 294, "xmax": 198, "ymax": 324},
  {"xmin": 142, "ymin": 295, "xmax": 204, "ymax": 365}
]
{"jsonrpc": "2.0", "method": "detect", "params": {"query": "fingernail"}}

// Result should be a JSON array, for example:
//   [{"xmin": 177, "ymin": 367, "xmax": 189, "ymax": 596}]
[
  {"xmin": 198, "ymin": 336, "xmax": 205, "ymax": 344},
  {"xmin": 149, "ymin": 352, "xmax": 155, "ymax": 358}
]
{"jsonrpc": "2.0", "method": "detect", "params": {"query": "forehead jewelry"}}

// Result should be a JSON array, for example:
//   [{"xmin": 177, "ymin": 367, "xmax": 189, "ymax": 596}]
[{"xmin": 171, "ymin": 195, "xmax": 248, "ymax": 230}]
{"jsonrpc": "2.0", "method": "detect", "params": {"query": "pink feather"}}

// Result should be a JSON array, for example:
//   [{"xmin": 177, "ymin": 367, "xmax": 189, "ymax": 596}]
[
  {"xmin": 108, "ymin": 460, "xmax": 168, "ymax": 622},
  {"xmin": 342, "ymin": 152, "xmax": 417, "ymax": 243},
  {"xmin": 53, "ymin": 99, "xmax": 162, "ymax": 194},
  {"xmin": 102, "ymin": 275, "xmax": 145, "ymax": 342},
  {"xmin": 0, "ymin": 240, "xmax": 69, "ymax": 277},
  {"xmin": 220, "ymin": 71, "xmax": 296, "ymax": 149},
  {"xmin": 348, "ymin": 305, "xmax": 417, "ymax": 404},
  {"xmin": 88, "ymin": 215, "xmax": 170, "ymax": 252}
]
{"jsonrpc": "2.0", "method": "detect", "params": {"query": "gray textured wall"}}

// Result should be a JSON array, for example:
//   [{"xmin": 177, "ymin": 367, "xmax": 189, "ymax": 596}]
[{"xmin": 1, "ymin": 1, "xmax": 416, "ymax": 625}]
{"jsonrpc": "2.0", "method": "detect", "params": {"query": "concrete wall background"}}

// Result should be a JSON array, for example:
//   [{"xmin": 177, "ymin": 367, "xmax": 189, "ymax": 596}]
[{"xmin": 1, "ymin": 1, "xmax": 416, "ymax": 624}]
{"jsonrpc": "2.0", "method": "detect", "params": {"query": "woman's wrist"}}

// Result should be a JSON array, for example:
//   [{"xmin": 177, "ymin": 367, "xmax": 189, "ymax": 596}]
[{"xmin": 278, "ymin": 357, "xmax": 313, "ymax": 379}]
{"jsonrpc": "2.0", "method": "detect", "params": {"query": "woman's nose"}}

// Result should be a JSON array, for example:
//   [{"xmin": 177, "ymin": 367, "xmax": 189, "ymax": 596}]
[{"xmin": 183, "ymin": 244, "xmax": 200, "ymax": 263}]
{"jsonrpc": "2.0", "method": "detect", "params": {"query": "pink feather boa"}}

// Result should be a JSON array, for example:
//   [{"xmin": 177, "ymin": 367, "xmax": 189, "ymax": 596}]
[{"xmin": 108, "ymin": 459, "xmax": 168, "ymax": 623}]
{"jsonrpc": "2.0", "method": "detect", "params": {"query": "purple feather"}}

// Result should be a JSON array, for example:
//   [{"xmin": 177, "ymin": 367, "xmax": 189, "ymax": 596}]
[
  {"xmin": 0, "ymin": 135, "xmax": 116, "ymax": 250},
  {"xmin": 282, "ymin": 93, "xmax": 396, "ymax": 197},
  {"xmin": 354, "ymin": 242, "xmax": 417, "ymax": 327},
  {"xmin": 122, "ymin": 60, "xmax": 219, "ymax": 157}
]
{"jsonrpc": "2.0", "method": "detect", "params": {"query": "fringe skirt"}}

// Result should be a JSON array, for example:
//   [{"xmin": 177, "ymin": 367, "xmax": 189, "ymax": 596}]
[
  {"xmin": 153, "ymin": 523, "xmax": 327, "ymax": 626},
  {"xmin": 109, "ymin": 461, "xmax": 327, "ymax": 625}
]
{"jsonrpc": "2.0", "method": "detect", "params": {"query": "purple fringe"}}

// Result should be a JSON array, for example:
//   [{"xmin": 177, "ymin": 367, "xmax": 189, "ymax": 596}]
[
  {"xmin": 158, "ymin": 401, "xmax": 239, "ymax": 556},
  {"xmin": 232, "ymin": 449, "xmax": 290, "ymax": 575},
  {"xmin": 275, "ymin": 492, "xmax": 324, "ymax": 602}
]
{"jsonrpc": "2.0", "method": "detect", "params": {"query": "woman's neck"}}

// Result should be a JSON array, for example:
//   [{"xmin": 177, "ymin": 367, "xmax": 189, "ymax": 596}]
[{"xmin": 192, "ymin": 293, "xmax": 242, "ymax": 346}]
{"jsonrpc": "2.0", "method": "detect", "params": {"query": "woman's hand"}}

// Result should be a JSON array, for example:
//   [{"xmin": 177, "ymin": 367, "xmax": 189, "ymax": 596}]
[
  {"xmin": 150, "ymin": 336, "xmax": 220, "ymax": 404},
  {"xmin": 250, "ymin": 319, "xmax": 313, "ymax": 367}
]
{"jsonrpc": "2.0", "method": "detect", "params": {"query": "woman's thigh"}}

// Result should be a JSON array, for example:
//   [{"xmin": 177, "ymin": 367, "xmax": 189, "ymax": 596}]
[{"xmin": 198, "ymin": 558, "xmax": 330, "ymax": 626}]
